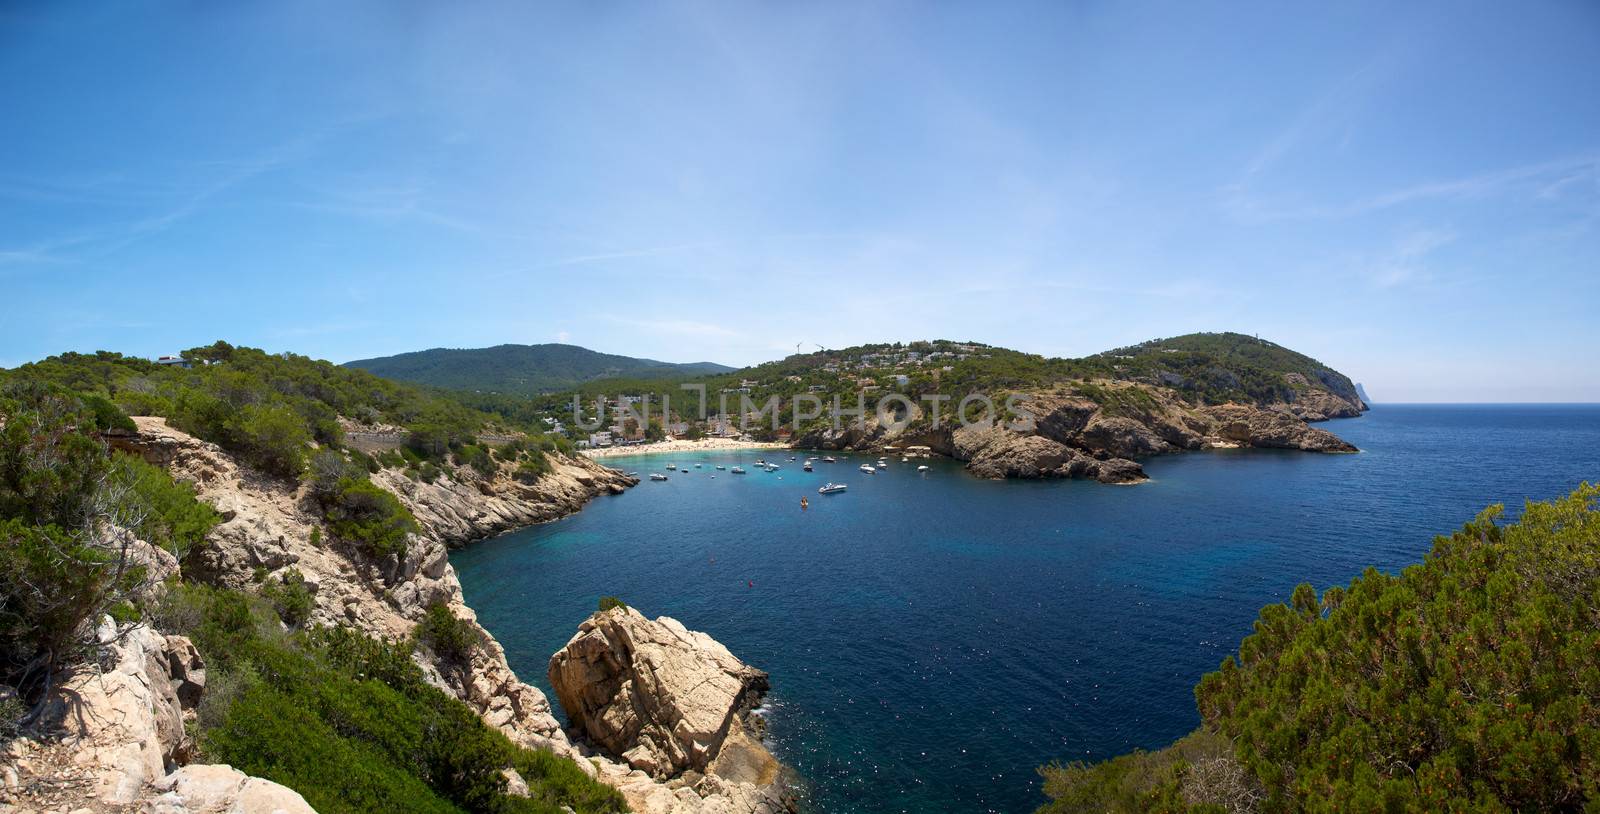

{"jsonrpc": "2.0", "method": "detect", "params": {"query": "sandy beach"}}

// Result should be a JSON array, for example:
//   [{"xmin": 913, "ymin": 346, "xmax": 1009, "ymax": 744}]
[{"xmin": 580, "ymin": 438, "xmax": 790, "ymax": 459}]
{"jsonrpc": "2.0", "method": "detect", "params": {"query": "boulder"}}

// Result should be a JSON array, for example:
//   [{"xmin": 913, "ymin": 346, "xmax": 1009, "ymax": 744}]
[
  {"xmin": 146, "ymin": 763, "xmax": 317, "ymax": 814},
  {"xmin": 548, "ymin": 607, "xmax": 770, "ymax": 779}
]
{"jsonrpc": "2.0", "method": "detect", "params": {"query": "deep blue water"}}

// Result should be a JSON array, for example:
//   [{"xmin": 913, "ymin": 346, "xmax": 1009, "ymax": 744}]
[{"xmin": 452, "ymin": 405, "xmax": 1600, "ymax": 813}]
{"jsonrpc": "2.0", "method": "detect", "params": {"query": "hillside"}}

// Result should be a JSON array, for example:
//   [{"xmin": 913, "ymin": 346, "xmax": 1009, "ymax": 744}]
[{"xmin": 343, "ymin": 343, "xmax": 734, "ymax": 395}]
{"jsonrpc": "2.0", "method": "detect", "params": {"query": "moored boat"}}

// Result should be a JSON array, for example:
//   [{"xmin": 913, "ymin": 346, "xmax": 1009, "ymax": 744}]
[
  {"xmin": 650, "ymin": 473, "xmax": 668, "ymax": 481},
  {"xmin": 859, "ymin": 464, "xmax": 876, "ymax": 474},
  {"xmin": 818, "ymin": 482, "xmax": 847, "ymax": 494}
]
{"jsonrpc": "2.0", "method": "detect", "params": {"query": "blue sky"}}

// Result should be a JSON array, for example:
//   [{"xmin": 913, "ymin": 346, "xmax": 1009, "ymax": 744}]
[{"xmin": 2, "ymin": 1, "xmax": 1597, "ymax": 401}]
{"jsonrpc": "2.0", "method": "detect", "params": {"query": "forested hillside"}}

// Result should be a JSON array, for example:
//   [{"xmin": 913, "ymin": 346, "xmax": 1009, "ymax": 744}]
[{"xmin": 344, "ymin": 343, "xmax": 733, "ymax": 396}]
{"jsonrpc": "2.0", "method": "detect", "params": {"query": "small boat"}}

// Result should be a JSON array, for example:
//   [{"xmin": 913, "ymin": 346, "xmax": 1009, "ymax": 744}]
[
  {"xmin": 859, "ymin": 464, "xmax": 876, "ymax": 474},
  {"xmin": 789, "ymin": 456, "xmax": 797, "ymax": 462},
  {"xmin": 754, "ymin": 458, "xmax": 766, "ymax": 466},
  {"xmin": 917, "ymin": 465, "xmax": 930, "ymax": 472},
  {"xmin": 802, "ymin": 462, "xmax": 813, "ymax": 471},
  {"xmin": 666, "ymin": 463, "xmax": 677, "ymax": 471},
  {"xmin": 901, "ymin": 456, "xmax": 909, "ymax": 462},
  {"xmin": 818, "ymin": 482, "xmax": 847, "ymax": 494},
  {"xmin": 626, "ymin": 472, "xmax": 639, "ymax": 477},
  {"xmin": 694, "ymin": 463, "xmax": 702, "ymax": 468},
  {"xmin": 764, "ymin": 463, "xmax": 780, "ymax": 472},
  {"xmin": 822, "ymin": 456, "xmax": 836, "ymax": 463},
  {"xmin": 650, "ymin": 473, "xmax": 669, "ymax": 481},
  {"xmin": 731, "ymin": 466, "xmax": 747, "ymax": 474},
  {"xmin": 715, "ymin": 465, "xmax": 726, "ymax": 471}
]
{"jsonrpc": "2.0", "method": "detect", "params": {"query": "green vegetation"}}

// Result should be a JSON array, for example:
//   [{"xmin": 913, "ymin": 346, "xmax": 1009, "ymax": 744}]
[
  {"xmin": 0, "ymin": 383, "xmax": 180, "ymax": 697},
  {"xmin": 597, "ymin": 596, "xmax": 627, "ymax": 612},
  {"xmin": 157, "ymin": 585, "xmax": 626, "ymax": 814},
  {"xmin": 1, "ymin": 343, "xmax": 559, "ymax": 479},
  {"xmin": 1096, "ymin": 332, "xmax": 1362, "ymax": 407},
  {"xmin": 417, "ymin": 602, "xmax": 481, "ymax": 668},
  {"xmin": 1038, "ymin": 484, "xmax": 1600, "ymax": 813},
  {"xmin": 344, "ymin": 343, "xmax": 733, "ymax": 397},
  {"xmin": 308, "ymin": 451, "xmax": 419, "ymax": 562}
]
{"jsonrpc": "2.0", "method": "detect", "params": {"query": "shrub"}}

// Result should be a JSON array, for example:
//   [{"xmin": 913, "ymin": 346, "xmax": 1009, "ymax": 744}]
[
  {"xmin": 415, "ymin": 603, "xmax": 479, "ymax": 667},
  {"xmin": 597, "ymin": 596, "xmax": 627, "ymax": 613},
  {"xmin": 453, "ymin": 444, "xmax": 497, "ymax": 477},
  {"xmin": 225, "ymin": 402, "xmax": 312, "ymax": 478},
  {"xmin": 308, "ymin": 459, "xmax": 418, "ymax": 562},
  {"xmin": 1042, "ymin": 484, "xmax": 1600, "ymax": 812},
  {"xmin": 514, "ymin": 451, "xmax": 552, "ymax": 483},
  {"xmin": 263, "ymin": 569, "xmax": 313, "ymax": 628},
  {"xmin": 172, "ymin": 589, "xmax": 626, "ymax": 814},
  {"xmin": 108, "ymin": 452, "xmax": 220, "ymax": 561}
]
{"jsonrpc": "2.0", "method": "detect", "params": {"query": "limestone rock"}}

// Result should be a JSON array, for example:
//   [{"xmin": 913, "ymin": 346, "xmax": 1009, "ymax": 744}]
[
  {"xmin": 146, "ymin": 763, "xmax": 316, "ymax": 814},
  {"xmin": 548, "ymin": 607, "xmax": 770, "ymax": 779}
]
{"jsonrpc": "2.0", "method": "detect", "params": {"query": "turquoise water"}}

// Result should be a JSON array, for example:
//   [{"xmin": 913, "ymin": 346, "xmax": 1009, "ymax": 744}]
[{"xmin": 452, "ymin": 405, "xmax": 1600, "ymax": 813}]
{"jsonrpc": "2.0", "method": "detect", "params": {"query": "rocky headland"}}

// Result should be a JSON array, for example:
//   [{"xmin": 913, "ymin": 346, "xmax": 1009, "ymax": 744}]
[
  {"xmin": 6, "ymin": 416, "xmax": 788, "ymax": 814},
  {"xmin": 792, "ymin": 383, "xmax": 1364, "ymax": 484}
]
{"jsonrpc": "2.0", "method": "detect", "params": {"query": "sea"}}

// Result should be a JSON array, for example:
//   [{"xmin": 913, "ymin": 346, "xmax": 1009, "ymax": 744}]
[{"xmin": 451, "ymin": 405, "xmax": 1600, "ymax": 813}]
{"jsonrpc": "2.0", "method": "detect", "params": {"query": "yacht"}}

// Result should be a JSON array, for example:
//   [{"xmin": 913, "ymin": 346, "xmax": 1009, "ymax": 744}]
[
  {"xmin": 650, "ymin": 473, "xmax": 668, "ymax": 481},
  {"xmin": 764, "ymin": 463, "xmax": 780, "ymax": 472},
  {"xmin": 822, "ymin": 456, "xmax": 836, "ymax": 463},
  {"xmin": 715, "ymin": 464, "xmax": 726, "ymax": 470},
  {"xmin": 917, "ymin": 464, "xmax": 930, "ymax": 472},
  {"xmin": 731, "ymin": 466, "xmax": 747, "ymax": 474},
  {"xmin": 666, "ymin": 463, "xmax": 677, "ymax": 471},
  {"xmin": 802, "ymin": 461, "xmax": 813, "ymax": 472},
  {"xmin": 694, "ymin": 463, "xmax": 702, "ymax": 468},
  {"xmin": 818, "ymin": 482, "xmax": 847, "ymax": 494},
  {"xmin": 859, "ymin": 464, "xmax": 876, "ymax": 474}
]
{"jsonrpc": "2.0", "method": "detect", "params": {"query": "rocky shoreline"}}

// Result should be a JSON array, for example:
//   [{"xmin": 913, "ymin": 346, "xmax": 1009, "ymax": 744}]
[
  {"xmin": 792, "ymin": 385, "xmax": 1364, "ymax": 484},
  {"xmin": 8, "ymin": 417, "xmax": 791, "ymax": 814}
]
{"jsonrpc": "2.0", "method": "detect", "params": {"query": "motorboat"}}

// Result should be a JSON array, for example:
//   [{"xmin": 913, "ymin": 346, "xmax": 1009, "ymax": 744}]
[
  {"xmin": 731, "ymin": 466, "xmax": 747, "ymax": 474},
  {"xmin": 822, "ymin": 456, "xmax": 836, "ymax": 463},
  {"xmin": 917, "ymin": 465, "xmax": 930, "ymax": 472},
  {"xmin": 859, "ymin": 464, "xmax": 876, "ymax": 474},
  {"xmin": 650, "ymin": 473, "xmax": 668, "ymax": 481},
  {"xmin": 818, "ymin": 482, "xmax": 847, "ymax": 494},
  {"xmin": 802, "ymin": 462, "xmax": 813, "ymax": 471},
  {"xmin": 715, "ymin": 465, "xmax": 726, "ymax": 470},
  {"xmin": 666, "ymin": 463, "xmax": 677, "ymax": 471}
]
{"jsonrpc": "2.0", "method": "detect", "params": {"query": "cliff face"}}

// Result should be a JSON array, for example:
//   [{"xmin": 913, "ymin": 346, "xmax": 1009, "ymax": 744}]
[
  {"xmin": 791, "ymin": 384, "xmax": 1361, "ymax": 482},
  {"xmin": 55, "ymin": 417, "xmax": 782, "ymax": 813}
]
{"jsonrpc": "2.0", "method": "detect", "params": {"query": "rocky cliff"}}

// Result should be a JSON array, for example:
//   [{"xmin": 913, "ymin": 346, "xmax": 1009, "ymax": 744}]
[
  {"xmin": 18, "ymin": 416, "xmax": 785, "ymax": 813},
  {"xmin": 791, "ymin": 384, "xmax": 1361, "ymax": 483}
]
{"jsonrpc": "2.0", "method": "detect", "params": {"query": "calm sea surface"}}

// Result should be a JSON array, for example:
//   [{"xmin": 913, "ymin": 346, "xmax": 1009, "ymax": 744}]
[{"xmin": 452, "ymin": 405, "xmax": 1600, "ymax": 813}]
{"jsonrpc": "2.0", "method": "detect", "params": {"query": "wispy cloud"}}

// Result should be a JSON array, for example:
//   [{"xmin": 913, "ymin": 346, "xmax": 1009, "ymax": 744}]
[
  {"xmin": 1360, "ymin": 228, "xmax": 1456, "ymax": 289},
  {"xmin": 1228, "ymin": 155, "xmax": 1600, "ymax": 223}
]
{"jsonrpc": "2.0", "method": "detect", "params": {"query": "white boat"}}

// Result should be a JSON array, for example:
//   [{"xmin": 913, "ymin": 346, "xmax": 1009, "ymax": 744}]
[
  {"xmin": 822, "ymin": 456, "xmax": 836, "ymax": 463},
  {"xmin": 901, "ymin": 456, "xmax": 909, "ymax": 462},
  {"xmin": 731, "ymin": 466, "xmax": 747, "ymax": 474},
  {"xmin": 802, "ymin": 462, "xmax": 813, "ymax": 471},
  {"xmin": 764, "ymin": 463, "xmax": 780, "ymax": 472},
  {"xmin": 715, "ymin": 465, "xmax": 726, "ymax": 470},
  {"xmin": 818, "ymin": 482, "xmax": 847, "ymax": 494},
  {"xmin": 650, "ymin": 473, "xmax": 668, "ymax": 481},
  {"xmin": 694, "ymin": 463, "xmax": 702, "ymax": 468},
  {"xmin": 625, "ymin": 472, "xmax": 639, "ymax": 477},
  {"xmin": 917, "ymin": 465, "xmax": 930, "ymax": 472},
  {"xmin": 666, "ymin": 463, "xmax": 676, "ymax": 470},
  {"xmin": 859, "ymin": 464, "xmax": 876, "ymax": 474}
]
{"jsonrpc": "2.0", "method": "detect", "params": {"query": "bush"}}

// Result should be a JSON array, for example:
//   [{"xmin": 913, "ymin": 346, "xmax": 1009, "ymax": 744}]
[
  {"xmin": 597, "ymin": 596, "xmax": 627, "ymax": 613},
  {"xmin": 309, "ymin": 460, "xmax": 417, "ymax": 562},
  {"xmin": 263, "ymin": 569, "xmax": 313, "ymax": 628},
  {"xmin": 166, "ymin": 588, "xmax": 626, "ymax": 814},
  {"xmin": 225, "ymin": 403, "xmax": 312, "ymax": 478},
  {"xmin": 416, "ymin": 603, "xmax": 479, "ymax": 667},
  {"xmin": 453, "ymin": 444, "xmax": 497, "ymax": 478},
  {"xmin": 1042, "ymin": 484, "xmax": 1600, "ymax": 812},
  {"xmin": 109, "ymin": 452, "xmax": 220, "ymax": 561},
  {"xmin": 513, "ymin": 452, "xmax": 552, "ymax": 483}
]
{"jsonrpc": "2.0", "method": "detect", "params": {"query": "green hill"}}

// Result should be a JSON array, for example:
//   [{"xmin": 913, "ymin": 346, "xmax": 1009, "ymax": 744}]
[
  {"xmin": 1096, "ymin": 332, "xmax": 1365, "ymax": 407},
  {"xmin": 343, "ymin": 344, "xmax": 734, "ymax": 396}
]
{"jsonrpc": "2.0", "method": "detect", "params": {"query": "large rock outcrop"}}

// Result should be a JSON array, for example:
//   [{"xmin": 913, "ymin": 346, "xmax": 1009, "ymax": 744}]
[
  {"xmin": 549, "ymin": 607, "xmax": 794, "ymax": 813},
  {"xmin": 792, "ymin": 382, "xmax": 1360, "ymax": 481}
]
